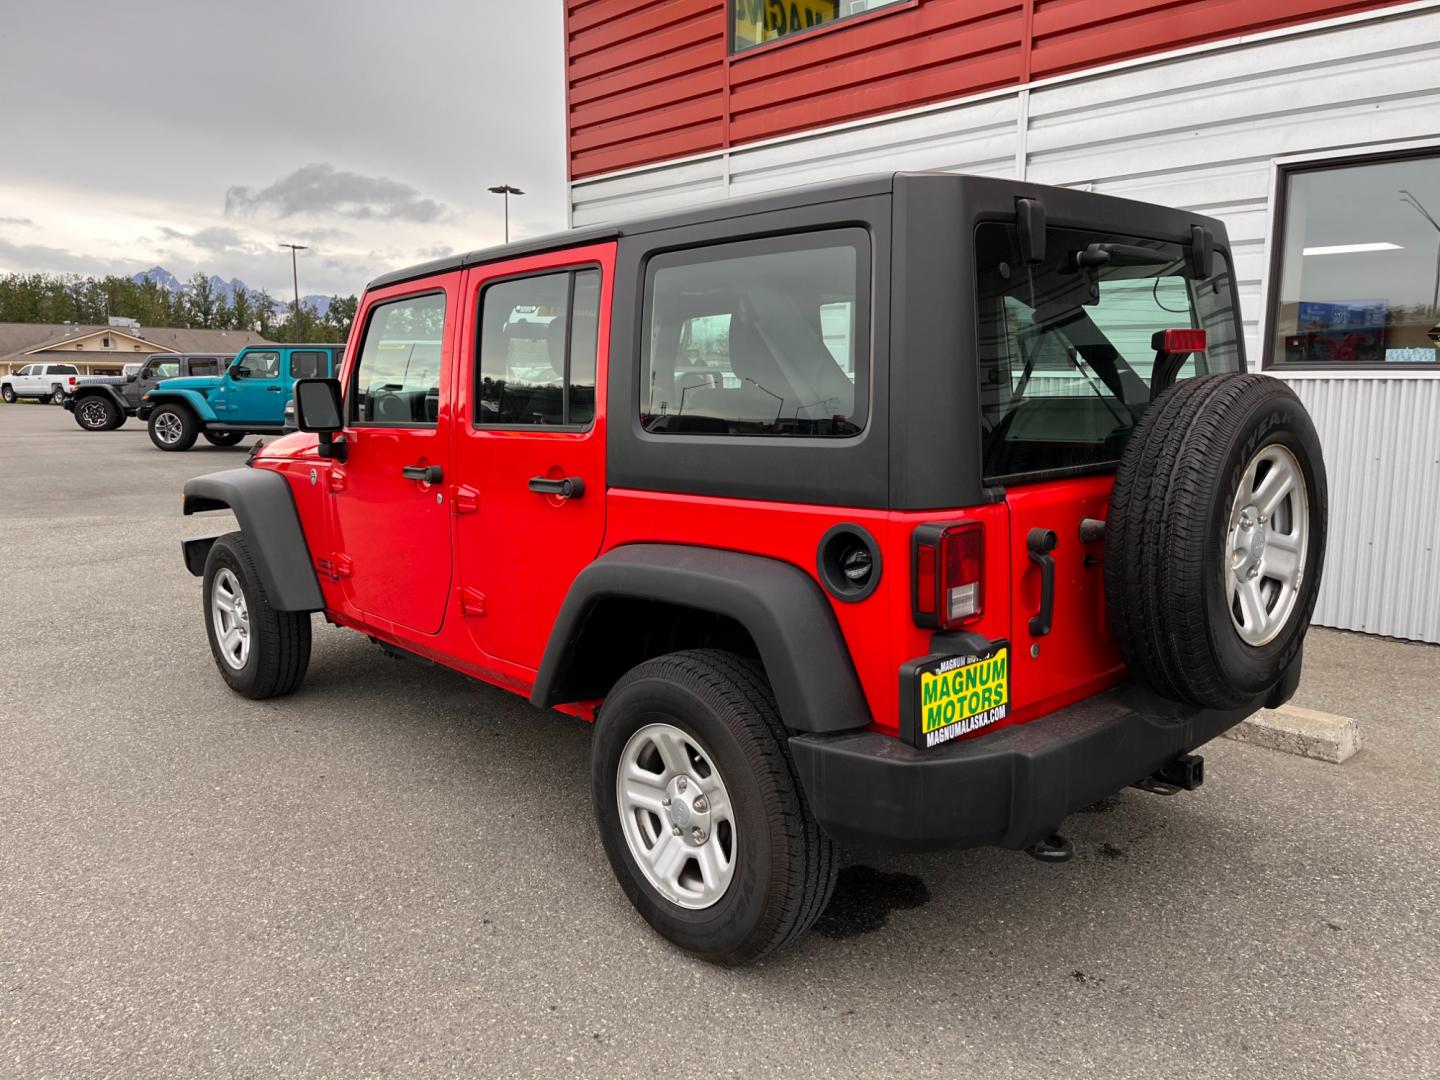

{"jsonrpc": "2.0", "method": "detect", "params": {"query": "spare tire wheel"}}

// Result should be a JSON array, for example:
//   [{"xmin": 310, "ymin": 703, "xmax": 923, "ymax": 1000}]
[{"xmin": 1104, "ymin": 373, "xmax": 1328, "ymax": 709}]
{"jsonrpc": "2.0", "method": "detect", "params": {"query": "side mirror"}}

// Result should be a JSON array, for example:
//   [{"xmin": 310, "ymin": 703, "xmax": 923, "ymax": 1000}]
[
  {"xmin": 294, "ymin": 378, "xmax": 346, "ymax": 461},
  {"xmin": 126, "ymin": 373, "xmax": 138, "ymax": 383},
  {"xmin": 230, "ymin": 363, "xmax": 248, "ymax": 379}
]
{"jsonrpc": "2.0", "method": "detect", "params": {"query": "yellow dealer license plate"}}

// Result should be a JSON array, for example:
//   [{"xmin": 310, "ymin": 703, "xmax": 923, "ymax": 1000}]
[{"xmin": 900, "ymin": 643, "xmax": 1010, "ymax": 750}]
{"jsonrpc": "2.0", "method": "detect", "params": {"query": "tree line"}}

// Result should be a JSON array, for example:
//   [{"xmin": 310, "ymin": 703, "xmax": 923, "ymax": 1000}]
[{"xmin": 0, "ymin": 271, "xmax": 359, "ymax": 343}]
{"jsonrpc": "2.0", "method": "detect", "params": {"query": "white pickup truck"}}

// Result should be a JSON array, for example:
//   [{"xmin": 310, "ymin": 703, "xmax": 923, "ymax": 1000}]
[{"xmin": 1, "ymin": 363, "xmax": 82, "ymax": 404}]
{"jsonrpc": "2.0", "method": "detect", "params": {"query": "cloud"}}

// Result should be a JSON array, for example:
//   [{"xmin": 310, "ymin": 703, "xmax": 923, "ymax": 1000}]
[
  {"xmin": 291, "ymin": 226, "xmax": 354, "ymax": 245},
  {"xmin": 158, "ymin": 225, "xmax": 251, "ymax": 252},
  {"xmin": 0, "ymin": 236, "xmax": 143, "ymax": 278},
  {"xmin": 0, "ymin": 216, "xmax": 35, "ymax": 228},
  {"xmin": 225, "ymin": 163, "xmax": 448, "ymax": 223}
]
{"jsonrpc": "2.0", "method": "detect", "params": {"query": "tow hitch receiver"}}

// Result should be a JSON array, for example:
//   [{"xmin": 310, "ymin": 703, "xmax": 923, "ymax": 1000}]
[
  {"xmin": 1132, "ymin": 753, "xmax": 1205, "ymax": 796},
  {"xmin": 1026, "ymin": 834, "xmax": 1074, "ymax": 864}
]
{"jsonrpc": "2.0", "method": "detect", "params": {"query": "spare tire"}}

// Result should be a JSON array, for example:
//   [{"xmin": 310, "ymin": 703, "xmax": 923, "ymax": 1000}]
[{"xmin": 1105, "ymin": 373, "xmax": 1327, "ymax": 708}]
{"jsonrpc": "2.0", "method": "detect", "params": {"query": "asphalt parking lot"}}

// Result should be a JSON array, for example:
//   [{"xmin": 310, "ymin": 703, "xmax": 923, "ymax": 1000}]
[{"xmin": 2, "ymin": 401, "xmax": 1438, "ymax": 1079}]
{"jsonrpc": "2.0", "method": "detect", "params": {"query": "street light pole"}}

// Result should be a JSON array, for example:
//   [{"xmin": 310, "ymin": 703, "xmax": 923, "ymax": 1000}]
[
  {"xmin": 487, "ymin": 184, "xmax": 525, "ymax": 244},
  {"xmin": 279, "ymin": 243, "xmax": 308, "ymax": 341},
  {"xmin": 1400, "ymin": 189, "xmax": 1440, "ymax": 314}
]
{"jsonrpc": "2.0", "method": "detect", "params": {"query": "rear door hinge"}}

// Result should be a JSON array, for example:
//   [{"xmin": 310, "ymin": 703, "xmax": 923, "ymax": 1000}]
[
  {"xmin": 453, "ymin": 484, "xmax": 479, "ymax": 514},
  {"xmin": 315, "ymin": 553, "xmax": 353, "ymax": 582},
  {"xmin": 459, "ymin": 587, "xmax": 486, "ymax": 617}
]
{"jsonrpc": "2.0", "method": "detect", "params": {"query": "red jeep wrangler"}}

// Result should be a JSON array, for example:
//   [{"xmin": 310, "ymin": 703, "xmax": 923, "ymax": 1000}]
[{"xmin": 180, "ymin": 174, "xmax": 1327, "ymax": 964}]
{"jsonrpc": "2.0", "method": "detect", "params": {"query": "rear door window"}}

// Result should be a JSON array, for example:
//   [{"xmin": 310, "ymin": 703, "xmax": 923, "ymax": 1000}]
[
  {"xmin": 188, "ymin": 358, "xmax": 220, "ymax": 376},
  {"xmin": 289, "ymin": 350, "xmax": 326, "ymax": 379},
  {"xmin": 476, "ymin": 268, "xmax": 599, "ymax": 427},
  {"xmin": 976, "ymin": 223, "xmax": 1240, "ymax": 482},
  {"xmin": 641, "ymin": 229, "xmax": 868, "ymax": 437}
]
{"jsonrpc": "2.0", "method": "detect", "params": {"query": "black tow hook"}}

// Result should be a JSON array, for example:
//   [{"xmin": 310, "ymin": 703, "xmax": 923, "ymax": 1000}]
[
  {"xmin": 1025, "ymin": 834, "xmax": 1074, "ymax": 864},
  {"xmin": 1132, "ymin": 753, "xmax": 1205, "ymax": 797}
]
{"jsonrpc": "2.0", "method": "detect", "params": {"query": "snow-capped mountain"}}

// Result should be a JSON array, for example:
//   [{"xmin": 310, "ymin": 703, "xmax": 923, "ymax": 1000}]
[{"xmin": 131, "ymin": 266, "xmax": 331, "ymax": 316}]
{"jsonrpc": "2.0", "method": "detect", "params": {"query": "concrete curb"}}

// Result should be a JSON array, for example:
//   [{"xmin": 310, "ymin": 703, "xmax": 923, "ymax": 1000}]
[{"xmin": 1223, "ymin": 704, "xmax": 1362, "ymax": 764}]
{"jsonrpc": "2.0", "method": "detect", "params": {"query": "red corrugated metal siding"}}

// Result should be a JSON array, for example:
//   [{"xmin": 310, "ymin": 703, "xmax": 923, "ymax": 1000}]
[{"xmin": 566, "ymin": 0, "xmax": 1409, "ymax": 178}]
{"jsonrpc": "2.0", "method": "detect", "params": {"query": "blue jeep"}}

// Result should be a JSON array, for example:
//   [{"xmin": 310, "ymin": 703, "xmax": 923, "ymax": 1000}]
[{"xmin": 141, "ymin": 344, "xmax": 342, "ymax": 451}]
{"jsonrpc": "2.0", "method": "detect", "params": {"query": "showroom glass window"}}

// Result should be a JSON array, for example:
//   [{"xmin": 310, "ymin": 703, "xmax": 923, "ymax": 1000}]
[
  {"xmin": 1270, "ymin": 153, "xmax": 1440, "ymax": 367},
  {"xmin": 730, "ymin": 0, "xmax": 907, "ymax": 52}
]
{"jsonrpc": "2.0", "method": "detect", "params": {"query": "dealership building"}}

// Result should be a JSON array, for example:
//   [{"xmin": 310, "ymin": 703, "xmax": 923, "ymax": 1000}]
[{"xmin": 564, "ymin": 0, "xmax": 1440, "ymax": 642}]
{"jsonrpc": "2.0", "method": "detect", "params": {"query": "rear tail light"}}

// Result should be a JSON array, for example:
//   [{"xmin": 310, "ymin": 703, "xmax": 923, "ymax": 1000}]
[
  {"xmin": 1152, "ymin": 328, "xmax": 1207, "ymax": 354},
  {"xmin": 68, "ymin": 377, "xmax": 76, "ymax": 386},
  {"xmin": 912, "ymin": 521, "xmax": 983, "ymax": 630}
]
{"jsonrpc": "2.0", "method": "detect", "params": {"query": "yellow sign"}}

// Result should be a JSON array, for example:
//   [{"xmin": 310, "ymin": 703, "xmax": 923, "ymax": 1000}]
[
  {"xmin": 733, "ymin": 0, "xmax": 838, "ymax": 50},
  {"xmin": 919, "ymin": 647, "xmax": 1009, "ymax": 748}
]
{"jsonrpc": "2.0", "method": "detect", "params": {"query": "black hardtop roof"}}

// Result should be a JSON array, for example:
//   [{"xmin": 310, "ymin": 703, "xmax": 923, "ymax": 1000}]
[{"xmin": 366, "ymin": 171, "xmax": 1226, "ymax": 292}]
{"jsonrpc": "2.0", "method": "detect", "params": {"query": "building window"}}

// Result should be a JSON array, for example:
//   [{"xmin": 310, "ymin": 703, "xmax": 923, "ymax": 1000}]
[
  {"xmin": 102, "ymin": 336, "xmax": 112, "ymax": 348},
  {"xmin": 731, "ymin": 0, "xmax": 906, "ymax": 53},
  {"xmin": 1270, "ymin": 152, "xmax": 1440, "ymax": 368}
]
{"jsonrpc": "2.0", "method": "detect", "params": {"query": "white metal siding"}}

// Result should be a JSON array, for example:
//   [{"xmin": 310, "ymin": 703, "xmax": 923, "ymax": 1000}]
[
  {"xmin": 571, "ymin": 4, "xmax": 1440, "ymax": 641},
  {"xmin": 1288, "ymin": 377, "xmax": 1440, "ymax": 642}
]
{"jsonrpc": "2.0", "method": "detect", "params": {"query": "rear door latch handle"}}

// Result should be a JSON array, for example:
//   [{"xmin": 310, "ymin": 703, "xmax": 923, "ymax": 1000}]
[
  {"xmin": 402, "ymin": 464, "xmax": 443, "ymax": 484},
  {"xmin": 528, "ymin": 476, "xmax": 585, "ymax": 499},
  {"xmin": 1027, "ymin": 528, "xmax": 1058, "ymax": 637}
]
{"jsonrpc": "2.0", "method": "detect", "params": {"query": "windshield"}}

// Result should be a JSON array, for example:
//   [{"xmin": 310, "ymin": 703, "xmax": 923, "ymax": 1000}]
[{"xmin": 976, "ymin": 222, "xmax": 1240, "ymax": 482}]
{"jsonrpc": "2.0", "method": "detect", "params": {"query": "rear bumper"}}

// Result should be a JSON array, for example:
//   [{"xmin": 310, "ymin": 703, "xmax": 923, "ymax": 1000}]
[{"xmin": 790, "ymin": 681, "xmax": 1276, "ymax": 853}]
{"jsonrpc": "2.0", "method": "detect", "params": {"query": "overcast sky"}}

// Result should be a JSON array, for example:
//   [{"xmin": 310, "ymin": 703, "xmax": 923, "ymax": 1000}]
[{"xmin": 0, "ymin": 0, "xmax": 566, "ymax": 298}]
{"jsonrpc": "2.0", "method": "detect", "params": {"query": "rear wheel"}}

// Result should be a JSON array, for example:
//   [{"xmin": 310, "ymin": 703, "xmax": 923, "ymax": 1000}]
[
  {"xmin": 74, "ymin": 396, "xmax": 117, "ymax": 431},
  {"xmin": 148, "ymin": 403, "xmax": 199, "ymax": 451},
  {"xmin": 1105, "ymin": 373, "xmax": 1328, "ymax": 708},
  {"xmin": 203, "ymin": 431, "xmax": 246, "ymax": 447},
  {"xmin": 202, "ymin": 532, "xmax": 311, "ymax": 699},
  {"xmin": 591, "ymin": 649, "xmax": 837, "ymax": 964},
  {"xmin": 50, "ymin": 386, "xmax": 66, "ymax": 405}
]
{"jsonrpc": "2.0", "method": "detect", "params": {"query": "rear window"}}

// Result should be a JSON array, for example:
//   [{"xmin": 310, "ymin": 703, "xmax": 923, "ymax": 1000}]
[
  {"xmin": 976, "ymin": 222, "xmax": 1240, "ymax": 482},
  {"xmin": 641, "ymin": 229, "xmax": 868, "ymax": 437}
]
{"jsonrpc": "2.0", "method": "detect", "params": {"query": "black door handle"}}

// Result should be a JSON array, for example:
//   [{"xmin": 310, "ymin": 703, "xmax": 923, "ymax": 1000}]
[
  {"xmin": 402, "ymin": 464, "xmax": 443, "ymax": 484},
  {"xmin": 528, "ymin": 476, "xmax": 585, "ymax": 499},
  {"xmin": 1027, "ymin": 528, "xmax": 1058, "ymax": 637}
]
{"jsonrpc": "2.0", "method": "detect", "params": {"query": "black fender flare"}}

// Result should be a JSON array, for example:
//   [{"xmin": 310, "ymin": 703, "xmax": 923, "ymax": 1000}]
[
  {"xmin": 181, "ymin": 468, "xmax": 324, "ymax": 612},
  {"xmin": 71, "ymin": 384, "xmax": 129, "ymax": 411},
  {"xmin": 532, "ymin": 544, "xmax": 872, "ymax": 735}
]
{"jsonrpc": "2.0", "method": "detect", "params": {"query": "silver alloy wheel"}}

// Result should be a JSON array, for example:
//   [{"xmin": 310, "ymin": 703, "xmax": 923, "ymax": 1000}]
[
  {"xmin": 78, "ymin": 399, "xmax": 109, "ymax": 428},
  {"xmin": 154, "ymin": 411, "xmax": 184, "ymax": 445},
  {"xmin": 617, "ymin": 722, "xmax": 737, "ymax": 910},
  {"xmin": 210, "ymin": 567, "xmax": 252, "ymax": 670},
  {"xmin": 51, "ymin": 388, "xmax": 65, "ymax": 404},
  {"xmin": 1225, "ymin": 443, "xmax": 1309, "ymax": 647}
]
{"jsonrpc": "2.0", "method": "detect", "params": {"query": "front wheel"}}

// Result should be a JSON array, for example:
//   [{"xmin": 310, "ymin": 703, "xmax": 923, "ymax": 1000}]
[
  {"xmin": 591, "ymin": 649, "xmax": 837, "ymax": 965},
  {"xmin": 203, "ymin": 431, "xmax": 246, "ymax": 447},
  {"xmin": 202, "ymin": 532, "xmax": 311, "ymax": 699},
  {"xmin": 0, "ymin": 385, "xmax": 14, "ymax": 403},
  {"xmin": 74, "ymin": 396, "xmax": 118, "ymax": 431},
  {"xmin": 148, "ymin": 403, "xmax": 199, "ymax": 451}
]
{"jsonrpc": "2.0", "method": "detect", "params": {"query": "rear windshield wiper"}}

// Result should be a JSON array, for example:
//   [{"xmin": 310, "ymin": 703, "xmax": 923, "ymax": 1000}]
[{"xmin": 1068, "ymin": 242, "xmax": 1173, "ymax": 271}]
